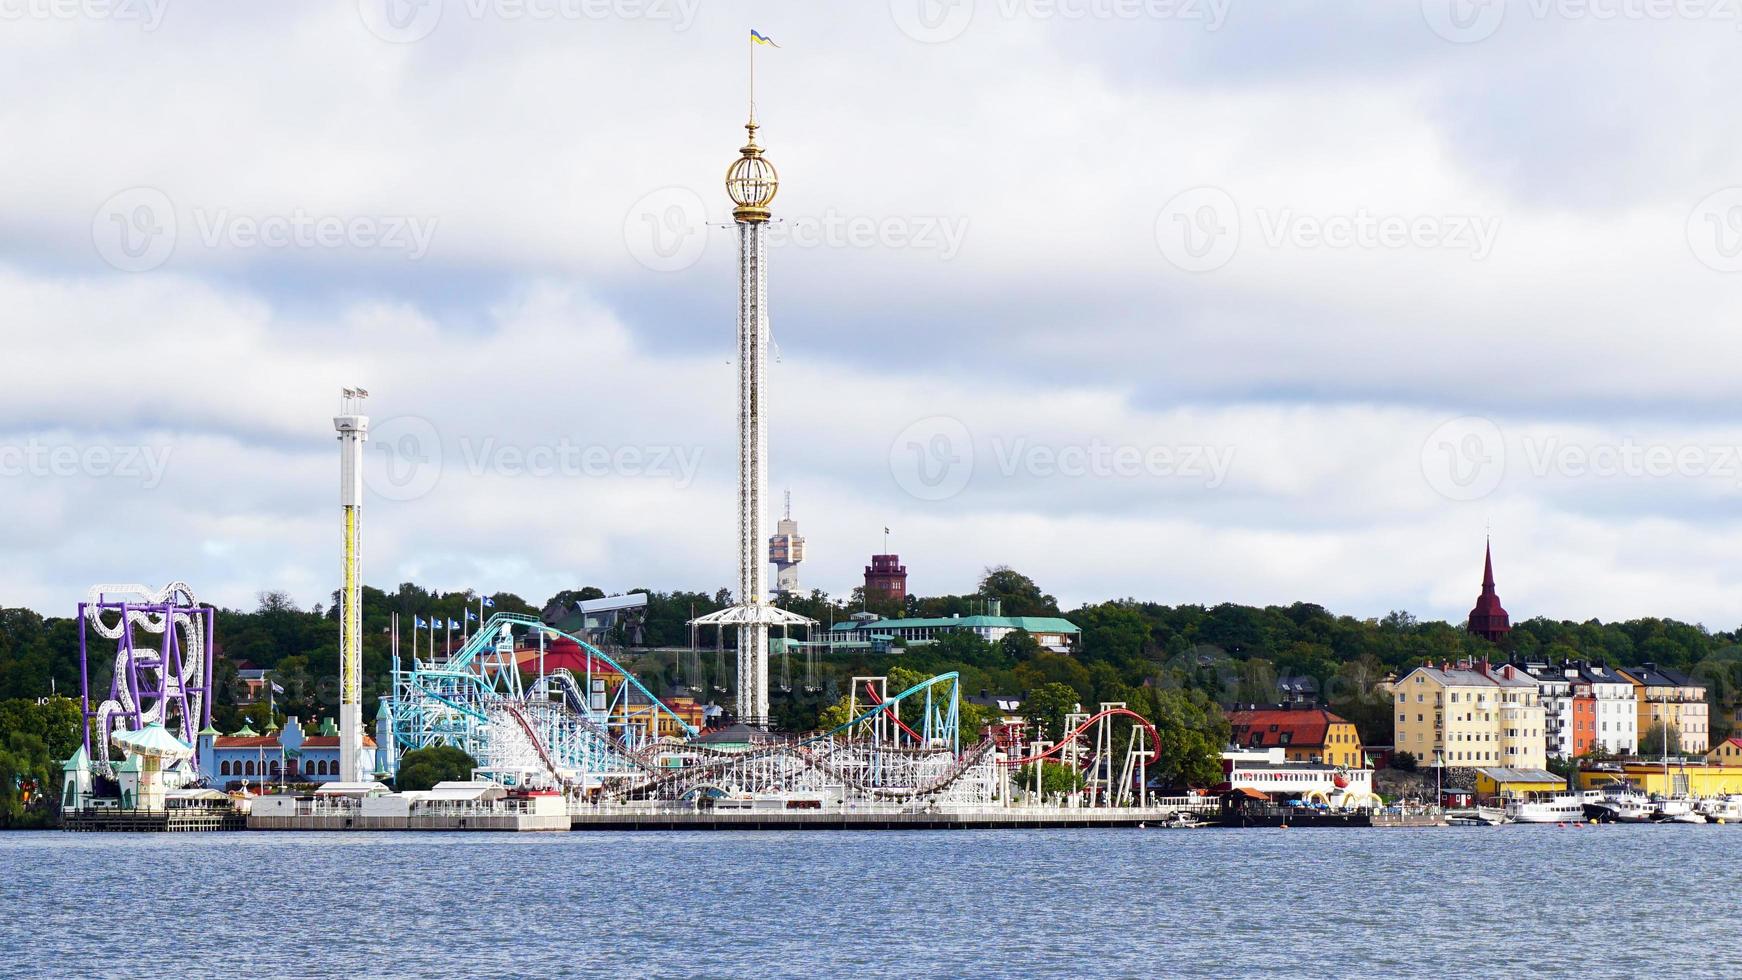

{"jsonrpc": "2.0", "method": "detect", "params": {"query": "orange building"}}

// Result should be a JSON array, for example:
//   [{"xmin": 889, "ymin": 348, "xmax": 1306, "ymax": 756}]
[{"xmin": 1570, "ymin": 693, "xmax": 1597, "ymax": 757}]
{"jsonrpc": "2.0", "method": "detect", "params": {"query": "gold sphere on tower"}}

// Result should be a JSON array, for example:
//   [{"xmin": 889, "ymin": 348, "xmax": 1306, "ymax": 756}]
[{"xmin": 726, "ymin": 122, "xmax": 778, "ymax": 223}]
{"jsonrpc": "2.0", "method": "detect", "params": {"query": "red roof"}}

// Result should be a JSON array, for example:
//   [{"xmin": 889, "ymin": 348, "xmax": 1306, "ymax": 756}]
[
  {"xmin": 214, "ymin": 735, "xmax": 280, "ymax": 749},
  {"xmin": 1226, "ymin": 707, "xmax": 1352, "ymax": 750},
  {"xmin": 300, "ymin": 735, "xmax": 377, "ymax": 749},
  {"xmin": 513, "ymin": 637, "xmax": 623, "ymax": 677}
]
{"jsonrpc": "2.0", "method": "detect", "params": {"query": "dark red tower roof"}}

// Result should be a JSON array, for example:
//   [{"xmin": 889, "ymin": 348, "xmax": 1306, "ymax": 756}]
[{"xmin": 1467, "ymin": 539, "xmax": 1511, "ymax": 643}]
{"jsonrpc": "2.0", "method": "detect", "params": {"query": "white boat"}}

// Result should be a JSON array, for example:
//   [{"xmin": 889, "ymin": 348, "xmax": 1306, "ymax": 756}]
[
  {"xmin": 1588, "ymin": 785, "xmax": 1656, "ymax": 823},
  {"xmin": 1504, "ymin": 794, "xmax": 1588, "ymax": 824},
  {"xmin": 1697, "ymin": 796, "xmax": 1742, "ymax": 822}
]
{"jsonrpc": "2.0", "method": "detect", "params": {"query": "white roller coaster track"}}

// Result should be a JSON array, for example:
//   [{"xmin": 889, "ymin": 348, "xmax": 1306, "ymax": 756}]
[{"xmin": 84, "ymin": 582, "xmax": 205, "ymax": 774}]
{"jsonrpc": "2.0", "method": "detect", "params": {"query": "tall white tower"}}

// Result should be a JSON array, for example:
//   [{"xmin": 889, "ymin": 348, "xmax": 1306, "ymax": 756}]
[
  {"xmin": 688, "ymin": 104, "xmax": 814, "ymax": 728},
  {"xmin": 334, "ymin": 388, "xmax": 369, "ymax": 782},
  {"xmin": 769, "ymin": 490, "xmax": 805, "ymax": 597}
]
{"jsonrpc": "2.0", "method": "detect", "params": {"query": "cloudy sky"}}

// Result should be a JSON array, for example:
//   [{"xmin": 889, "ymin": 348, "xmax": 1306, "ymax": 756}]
[{"xmin": 4, "ymin": 0, "xmax": 1742, "ymax": 626}]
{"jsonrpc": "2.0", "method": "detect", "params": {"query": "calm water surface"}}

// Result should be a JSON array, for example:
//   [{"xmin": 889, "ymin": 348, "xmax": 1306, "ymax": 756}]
[{"xmin": 2, "ymin": 826, "xmax": 1737, "ymax": 978}]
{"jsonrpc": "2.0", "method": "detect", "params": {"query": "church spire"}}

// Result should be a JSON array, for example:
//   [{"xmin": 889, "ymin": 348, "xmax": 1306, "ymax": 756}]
[{"xmin": 1468, "ymin": 537, "xmax": 1511, "ymax": 644}]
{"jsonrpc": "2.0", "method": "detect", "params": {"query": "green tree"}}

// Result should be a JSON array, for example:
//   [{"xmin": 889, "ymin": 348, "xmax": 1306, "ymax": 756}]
[
  {"xmin": 1640, "ymin": 721, "xmax": 1685, "ymax": 758},
  {"xmin": 1023, "ymin": 683, "xmax": 1080, "ymax": 741},
  {"xmin": 1015, "ymin": 760, "xmax": 1084, "ymax": 799},
  {"xmin": 395, "ymin": 746, "xmax": 478, "ymax": 791},
  {"xmin": 977, "ymin": 567, "xmax": 1058, "ymax": 617}
]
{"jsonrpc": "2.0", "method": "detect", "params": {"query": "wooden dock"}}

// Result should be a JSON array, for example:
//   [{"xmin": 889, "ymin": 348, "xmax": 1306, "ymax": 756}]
[
  {"xmin": 568, "ymin": 806, "xmax": 1197, "ymax": 831},
  {"xmin": 61, "ymin": 809, "xmax": 247, "ymax": 832}
]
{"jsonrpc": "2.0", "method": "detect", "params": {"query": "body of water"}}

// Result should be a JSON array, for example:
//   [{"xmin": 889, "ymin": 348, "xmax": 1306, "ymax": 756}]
[{"xmin": 2, "ymin": 825, "xmax": 1736, "ymax": 978}]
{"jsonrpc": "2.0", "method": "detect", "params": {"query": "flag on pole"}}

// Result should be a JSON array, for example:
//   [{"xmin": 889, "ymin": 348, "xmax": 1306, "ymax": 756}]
[
  {"xmin": 465, "ymin": 610, "xmax": 477, "ymax": 622},
  {"xmin": 448, "ymin": 619, "xmax": 460, "ymax": 630},
  {"xmin": 414, "ymin": 616, "xmax": 427, "ymax": 628},
  {"xmin": 750, "ymin": 29, "xmax": 779, "ymax": 47},
  {"xmin": 481, "ymin": 596, "xmax": 495, "ymax": 608}
]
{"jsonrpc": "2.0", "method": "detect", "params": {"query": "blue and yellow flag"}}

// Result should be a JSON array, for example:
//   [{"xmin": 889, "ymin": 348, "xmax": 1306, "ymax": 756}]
[{"xmin": 750, "ymin": 29, "xmax": 780, "ymax": 47}]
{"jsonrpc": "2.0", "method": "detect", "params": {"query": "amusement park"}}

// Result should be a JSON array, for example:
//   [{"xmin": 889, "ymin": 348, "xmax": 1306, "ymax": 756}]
[{"xmin": 49, "ymin": 74, "xmax": 1259, "ymax": 834}]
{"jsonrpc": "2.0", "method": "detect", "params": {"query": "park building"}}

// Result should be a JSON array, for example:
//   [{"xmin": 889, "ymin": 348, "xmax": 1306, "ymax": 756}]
[
  {"xmin": 1218, "ymin": 746, "xmax": 1376, "ymax": 807},
  {"xmin": 197, "ymin": 715, "xmax": 377, "ymax": 789},
  {"xmin": 1225, "ymin": 705, "xmax": 1365, "ymax": 768},
  {"xmin": 1393, "ymin": 660, "xmax": 1547, "ymax": 772},
  {"xmin": 826, "ymin": 612, "xmax": 1080, "ymax": 654}
]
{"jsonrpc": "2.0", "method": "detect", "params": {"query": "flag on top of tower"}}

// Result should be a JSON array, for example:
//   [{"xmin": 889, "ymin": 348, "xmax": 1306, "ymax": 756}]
[{"xmin": 750, "ymin": 29, "xmax": 779, "ymax": 47}]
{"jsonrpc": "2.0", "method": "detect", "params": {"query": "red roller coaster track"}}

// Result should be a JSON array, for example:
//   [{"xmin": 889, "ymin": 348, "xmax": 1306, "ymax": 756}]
[
  {"xmin": 998, "ymin": 707, "xmax": 1162, "ymax": 767},
  {"xmin": 859, "ymin": 680, "xmax": 928, "ymax": 746}
]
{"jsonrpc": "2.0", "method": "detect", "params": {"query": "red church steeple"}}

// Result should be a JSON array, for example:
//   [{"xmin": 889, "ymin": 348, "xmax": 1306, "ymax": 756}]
[{"xmin": 1467, "ymin": 538, "xmax": 1511, "ymax": 643}]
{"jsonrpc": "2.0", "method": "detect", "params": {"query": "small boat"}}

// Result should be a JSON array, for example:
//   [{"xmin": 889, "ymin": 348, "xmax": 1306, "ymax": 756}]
[
  {"xmin": 1586, "ymin": 784, "xmax": 1656, "ymax": 823},
  {"xmin": 1698, "ymin": 796, "xmax": 1742, "ymax": 822}
]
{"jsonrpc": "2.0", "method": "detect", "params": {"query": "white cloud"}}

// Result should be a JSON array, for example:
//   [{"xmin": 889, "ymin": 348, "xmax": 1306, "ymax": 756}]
[{"xmin": 3, "ymin": 7, "xmax": 1742, "ymax": 629}]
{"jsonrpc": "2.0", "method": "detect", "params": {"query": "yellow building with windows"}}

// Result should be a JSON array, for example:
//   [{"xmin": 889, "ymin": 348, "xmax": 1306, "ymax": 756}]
[
  {"xmin": 1707, "ymin": 738, "xmax": 1742, "ymax": 765},
  {"xmin": 1226, "ymin": 707, "xmax": 1364, "ymax": 768},
  {"xmin": 1618, "ymin": 665, "xmax": 1709, "ymax": 754},
  {"xmin": 1577, "ymin": 763, "xmax": 1742, "ymax": 797},
  {"xmin": 1394, "ymin": 662, "xmax": 1546, "ymax": 771}
]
